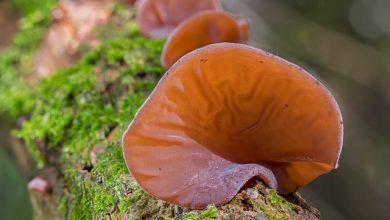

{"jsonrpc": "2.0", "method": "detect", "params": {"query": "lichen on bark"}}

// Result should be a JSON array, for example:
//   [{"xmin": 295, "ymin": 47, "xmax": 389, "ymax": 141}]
[{"xmin": 2, "ymin": 2, "xmax": 320, "ymax": 220}]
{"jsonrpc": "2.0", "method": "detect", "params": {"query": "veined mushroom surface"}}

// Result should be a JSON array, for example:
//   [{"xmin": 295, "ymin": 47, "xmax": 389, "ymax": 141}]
[
  {"xmin": 122, "ymin": 43, "xmax": 343, "ymax": 209},
  {"xmin": 161, "ymin": 11, "xmax": 249, "ymax": 69},
  {"xmin": 136, "ymin": 0, "xmax": 221, "ymax": 38}
]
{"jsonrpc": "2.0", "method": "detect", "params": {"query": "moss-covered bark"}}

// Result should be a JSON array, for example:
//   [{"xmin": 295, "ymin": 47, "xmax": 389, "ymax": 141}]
[{"xmin": 1, "ymin": 2, "xmax": 320, "ymax": 220}]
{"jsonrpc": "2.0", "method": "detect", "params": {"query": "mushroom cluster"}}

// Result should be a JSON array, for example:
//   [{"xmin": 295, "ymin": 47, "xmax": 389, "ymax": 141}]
[
  {"xmin": 136, "ymin": 0, "xmax": 248, "ymax": 69},
  {"xmin": 124, "ymin": 0, "xmax": 344, "ymax": 209}
]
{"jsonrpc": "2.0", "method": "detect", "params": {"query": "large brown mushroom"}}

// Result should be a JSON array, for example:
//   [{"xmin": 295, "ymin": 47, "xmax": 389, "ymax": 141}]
[
  {"xmin": 136, "ymin": 0, "xmax": 221, "ymax": 38},
  {"xmin": 122, "ymin": 43, "xmax": 343, "ymax": 209},
  {"xmin": 161, "ymin": 11, "xmax": 249, "ymax": 69}
]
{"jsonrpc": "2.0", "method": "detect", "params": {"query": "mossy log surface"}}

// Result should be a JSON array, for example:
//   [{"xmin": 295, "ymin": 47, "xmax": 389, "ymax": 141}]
[{"xmin": 1, "ymin": 2, "xmax": 320, "ymax": 220}]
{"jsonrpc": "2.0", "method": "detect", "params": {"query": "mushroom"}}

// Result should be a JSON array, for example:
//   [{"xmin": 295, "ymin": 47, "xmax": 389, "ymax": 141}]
[
  {"xmin": 161, "ymin": 11, "xmax": 249, "ymax": 69},
  {"xmin": 28, "ymin": 177, "xmax": 49, "ymax": 193},
  {"xmin": 136, "ymin": 0, "xmax": 222, "ymax": 38},
  {"xmin": 125, "ymin": 0, "xmax": 137, "ymax": 5},
  {"xmin": 122, "ymin": 43, "xmax": 343, "ymax": 209}
]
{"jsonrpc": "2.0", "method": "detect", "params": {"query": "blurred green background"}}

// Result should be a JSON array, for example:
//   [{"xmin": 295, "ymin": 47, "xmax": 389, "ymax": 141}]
[
  {"xmin": 0, "ymin": 123, "xmax": 32, "ymax": 220},
  {"xmin": 1, "ymin": 0, "xmax": 389, "ymax": 219}
]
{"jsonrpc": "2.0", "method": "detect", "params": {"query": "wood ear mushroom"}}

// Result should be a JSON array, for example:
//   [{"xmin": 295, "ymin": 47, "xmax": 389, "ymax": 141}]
[
  {"xmin": 136, "ymin": 0, "xmax": 221, "ymax": 38},
  {"xmin": 161, "ymin": 11, "xmax": 249, "ymax": 69},
  {"xmin": 122, "ymin": 43, "xmax": 343, "ymax": 209}
]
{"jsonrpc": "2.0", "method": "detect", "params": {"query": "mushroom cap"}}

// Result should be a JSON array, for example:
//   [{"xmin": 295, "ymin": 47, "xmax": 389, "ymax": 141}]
[
  {"xmin": 136, "ymin": 0, "xmax": 221, "ymax": 38},
  {"xmin": 28, "ymin": 177, "xmax": 49, "ymax": 193},
  {"xmin": 122, "ymin": 43, "xmax": 343, "ymax": 209},
  {"xmin": 161, "ymin": 11, "xmax": 249, "ymax": 69}
]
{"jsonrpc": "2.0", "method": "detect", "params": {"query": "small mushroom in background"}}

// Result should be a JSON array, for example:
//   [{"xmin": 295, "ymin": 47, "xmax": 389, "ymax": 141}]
[
  {"xmin": 28, "ymin": 176, "xmax": 49, "ymax": 194},
  {"xmin": 124, "ymin": 0, "xmax": 137, "ymax": 5},
  {"xmin": 161, "ymin": 11, "xmax": 249, "ymax": 69},
  {"xmin": 122, "ymin": 43, "xmax": 343, "ymax": 209},
  {"xmin": 136, "ymin": 0, "xmax": 221, "ymax": 38}
]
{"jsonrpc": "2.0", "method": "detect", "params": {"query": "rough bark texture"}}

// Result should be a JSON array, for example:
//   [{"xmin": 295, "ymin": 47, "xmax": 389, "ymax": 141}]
[{"xmin": 1, "ymin": 2, "xmax": 320, "ymax": 219}]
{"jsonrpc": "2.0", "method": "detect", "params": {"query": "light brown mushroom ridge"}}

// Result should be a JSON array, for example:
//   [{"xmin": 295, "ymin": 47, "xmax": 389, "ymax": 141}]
[
  {"xmin": 122, "ymin": 43, "xmax": 343, "ymax": 209},
  {"xmin": 161, "ymin": 11, "xmax": 249, "ymax": 69},
  {"xmin": 136, "ymin": 0, "xmax": 221, "ymax": 38}
]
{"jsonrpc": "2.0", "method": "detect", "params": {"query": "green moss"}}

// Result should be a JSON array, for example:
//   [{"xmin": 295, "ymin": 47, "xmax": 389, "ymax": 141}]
[
  {"xmin": 10, "ymin": 0, "xmax": 56, "ymax": 15},
  {"xmin": 58, "ymin": 196, "xmax": 68, "ymax": 215},
  {"xmin": 13, "ymin": 34, "xmax": 164, "ymax": 219},
  {"xmin": 184, "ymin": 205, "xmax": 218, "ymax": 220},
  {"xmin": 257, "ymin": 189, "xmax": 301, "ymax": 220},
  {"xmin": 0, "ymin": 3, "xmax": 55, "ymax": 169},
  {"xmin": 268, "ymin": 190, "xmax": 284, "ymax": 205},
  {"xmin": 15, "ymin": 36, "xmax": 164, "ymax": 166},
  {"xmin": 0, "ymin": 7, "xmax": 53, "ymax": 118}
]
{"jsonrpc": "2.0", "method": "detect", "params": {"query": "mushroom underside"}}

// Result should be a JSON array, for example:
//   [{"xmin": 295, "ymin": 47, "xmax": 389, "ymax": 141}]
[
  {"xmin": 124, "ymin": 137, "xmax": 279, "ymax": 208},
  {"xmin": 124, "ymin": 125, "xmax": 334, "ymax": 208}
]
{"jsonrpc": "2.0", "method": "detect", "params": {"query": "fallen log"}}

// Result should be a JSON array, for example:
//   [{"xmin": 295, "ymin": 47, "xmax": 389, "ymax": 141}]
[{"xmin": 1, "ymin": 2, "xmax": 320, "ymax": 219}]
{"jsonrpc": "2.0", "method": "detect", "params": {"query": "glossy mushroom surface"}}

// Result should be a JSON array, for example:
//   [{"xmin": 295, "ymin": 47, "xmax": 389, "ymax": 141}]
[
  {"xmin": 161, "ymin": 11, "xmax": 249, "ymax": 69},
  {"xmin": 122, "ymin": 43, "xmax": 343, "ymax": 209},
  {"xmin": 136, "ymin": 0, "xmax": 221, "ymax": 38}
]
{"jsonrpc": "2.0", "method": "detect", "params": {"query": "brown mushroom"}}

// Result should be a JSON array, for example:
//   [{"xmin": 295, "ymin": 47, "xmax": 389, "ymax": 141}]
[
  {"xmin": 136, "ymin": 0, "xmax": 221, "ymax": 38},
  {"xmin": 125, "ymin": 0, "xmax": 137, "ymax": 5},
  {"xmin": 122, "ymin": 43, "xmax": 343, "ymax": 209},
  {"xmin": 161, "ymin": 11, "xmax": 249, "ymax": 69}
]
